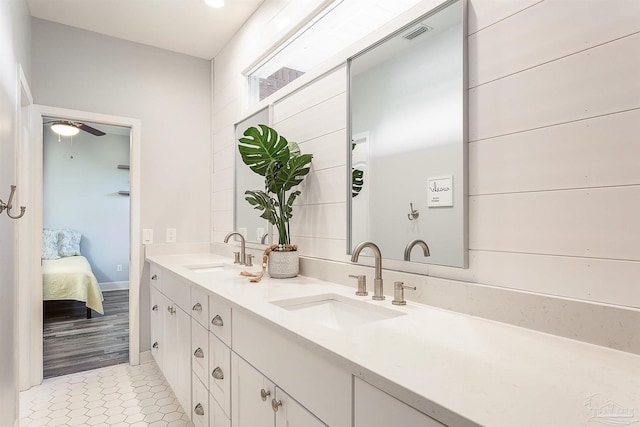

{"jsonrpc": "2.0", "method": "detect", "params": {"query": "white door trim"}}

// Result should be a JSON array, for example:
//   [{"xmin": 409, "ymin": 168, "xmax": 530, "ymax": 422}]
[{"xmin": 27, "ymin": 104, "xmax": 142, "ymax": 386}]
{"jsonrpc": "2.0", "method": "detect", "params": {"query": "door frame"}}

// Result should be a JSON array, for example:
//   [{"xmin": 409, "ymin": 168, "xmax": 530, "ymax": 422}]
[{"xmin": 22, "ymin": 104, "xmax": 141, "ymax": 387}]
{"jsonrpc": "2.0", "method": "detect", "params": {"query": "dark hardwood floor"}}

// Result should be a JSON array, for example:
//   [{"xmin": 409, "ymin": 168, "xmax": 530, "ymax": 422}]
[{"xmin": 43, "ymin": 290, "xmax": 129, "ymax": 379}]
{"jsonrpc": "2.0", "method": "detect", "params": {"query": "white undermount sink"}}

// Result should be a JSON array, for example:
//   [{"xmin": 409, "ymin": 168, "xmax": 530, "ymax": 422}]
[
  {"xmin": 183, "ymin": 262, "xmax": 228, "ymax": 273},
  {"xmin": 271, "ymin": 293, "xmax": 405, "ymax": 330}
]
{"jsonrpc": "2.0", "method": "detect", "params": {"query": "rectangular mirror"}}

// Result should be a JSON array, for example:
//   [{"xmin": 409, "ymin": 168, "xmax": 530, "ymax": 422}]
[
  {"xmin": 348, "ymin": 0, "xmax": 467, "ymax": 268},
  {"xmin": 234, "ymin": 108, "xmax": 271, "ymax": 245}
]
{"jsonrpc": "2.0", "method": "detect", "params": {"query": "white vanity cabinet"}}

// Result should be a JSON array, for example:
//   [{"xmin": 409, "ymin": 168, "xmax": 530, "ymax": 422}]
[
  {"xmin": 232, "ymin": 354, "xmax": 326, "ymax": 427},
  {"xmin": 148, "ymin": 266, "xmax": 191, "ymax": 416},
  {"xmin": 354, "ymin": 378, "xmax": 447, "ymax": 427},
  {"xmin": 232, "ymin": 310, "xmax": 350, "ymax": 427}
]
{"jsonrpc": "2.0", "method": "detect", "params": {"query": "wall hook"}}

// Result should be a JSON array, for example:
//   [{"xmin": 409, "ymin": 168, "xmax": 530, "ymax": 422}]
[
  {"xmin": 407, "ymin": 203, "xmax": 419, "ymax": 221},
  {"xmin": 0, "ymin": 185, "xmax": 26, "ymax": 219}
]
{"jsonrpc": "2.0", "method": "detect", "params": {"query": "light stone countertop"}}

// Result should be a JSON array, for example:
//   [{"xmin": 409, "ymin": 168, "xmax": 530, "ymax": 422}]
[{"xmin": 146, "ymin": 252, "xmax": 640, "ymax": 427}]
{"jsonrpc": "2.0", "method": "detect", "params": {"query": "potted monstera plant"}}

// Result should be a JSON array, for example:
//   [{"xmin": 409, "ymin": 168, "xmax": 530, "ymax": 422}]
[{"xmin": 238, "ymin": 124, "xmax": 313, "ymax": 278}]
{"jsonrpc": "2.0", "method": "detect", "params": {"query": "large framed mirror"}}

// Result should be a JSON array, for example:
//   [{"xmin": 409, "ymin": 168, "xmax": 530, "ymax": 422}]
[
  {"xmin": 348, "ymin": 0, "xmax": 467, "ymax": 268},
  {"xmin": 234, "ymin": 108, "xmax": 271, "ymax": 245}
]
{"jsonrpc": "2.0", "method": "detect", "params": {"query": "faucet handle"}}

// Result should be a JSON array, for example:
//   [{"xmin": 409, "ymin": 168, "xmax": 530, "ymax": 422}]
[
  {"xmin": 245, "ymin": 253, "xmax": 254, "ymax": 267},
  {"xmin": 348, "ymin": 274, "xmax": 368, "ymax": 296},
  {"xmin": 392, "ymin": 281, "xmax": 416, "ymax": 306},
  {"xmin": 233, "ymin": 251, "xmax": 241, "ymax": 264}
]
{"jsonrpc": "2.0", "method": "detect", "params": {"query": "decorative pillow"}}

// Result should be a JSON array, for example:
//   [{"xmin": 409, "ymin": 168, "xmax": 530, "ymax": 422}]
[
  {"xmin": 42, "ymin": 229, "xmax": 61, "ymax": 260},
  {"xmin": 58, "ymin": 229, "xmax": 82, "ymax": 257}
]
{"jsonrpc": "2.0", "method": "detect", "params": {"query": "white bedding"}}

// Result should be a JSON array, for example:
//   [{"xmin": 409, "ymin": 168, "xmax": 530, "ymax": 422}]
[{"xmin": 43, "ymin": 255, "xmax": 105, "ymax": 314}]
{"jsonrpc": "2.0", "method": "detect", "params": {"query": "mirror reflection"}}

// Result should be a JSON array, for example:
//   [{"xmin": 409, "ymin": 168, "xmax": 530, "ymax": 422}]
[
  {"xmin": 349, "ymin": 0, "xmax": 467, "ymax": 267},
  {"xmin": 234, "ymin": 108, "xmax": 271, "ymax": 245}
]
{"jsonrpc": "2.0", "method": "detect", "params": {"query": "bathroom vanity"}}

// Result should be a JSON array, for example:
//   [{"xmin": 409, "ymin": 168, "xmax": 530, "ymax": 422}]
[{"xmin": 146, "ymin": 252, "xmax": 639, "ymax": 427}]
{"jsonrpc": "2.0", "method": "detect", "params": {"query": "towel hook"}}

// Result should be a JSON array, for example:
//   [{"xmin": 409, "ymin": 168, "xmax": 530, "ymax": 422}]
[
  {"xmin": 0, "ymin": 185, "xmax": 26, "ymax": 220},
  {"xmin": 407, "ymin": 203, "xmax": 419, "ymax": 221}
]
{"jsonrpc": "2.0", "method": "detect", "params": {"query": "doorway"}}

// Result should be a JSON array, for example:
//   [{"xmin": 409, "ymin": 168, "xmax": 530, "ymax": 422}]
[
  {"xmin": 42, "ymin": 118, "xmax": 131, "ymax": 378},
  {"xmin": 19, "ymin": 105, "xmax": 141, "ymax": 389}
]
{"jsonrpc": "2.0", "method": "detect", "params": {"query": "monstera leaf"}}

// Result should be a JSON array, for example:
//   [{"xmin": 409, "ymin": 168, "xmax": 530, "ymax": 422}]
[
  {"xmin": 352, "ymin": 168, "xmax": 364, "ymax": 198},
  {"xmin": 238, "ymin": 124, "xmax": 290, "ymax": 177},
  {"xmin": 266, "ymin": 153, "xmax": 313, "ymax": 194},
  {"xmin": 244, "ymin": 190, "xmax": 278, "ymax": 223}
]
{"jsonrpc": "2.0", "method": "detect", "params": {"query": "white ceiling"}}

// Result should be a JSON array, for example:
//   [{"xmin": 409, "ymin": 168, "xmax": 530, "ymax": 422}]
[{"xmin": 27, "ymin": 0, "xmax": 265, "ymax": 59}]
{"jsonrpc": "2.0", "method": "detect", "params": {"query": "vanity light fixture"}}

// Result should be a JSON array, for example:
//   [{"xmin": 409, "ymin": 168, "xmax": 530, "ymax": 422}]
[
  {"xmin": 51, "ymin": 121, "xmax": 80, "ymax": 137},
  {"xmin": 203, "ymin": 0, "xmax": 224, "ymax": 8}
]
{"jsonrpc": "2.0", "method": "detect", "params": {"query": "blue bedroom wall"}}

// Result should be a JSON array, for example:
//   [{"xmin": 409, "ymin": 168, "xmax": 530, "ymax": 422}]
[{"xmin": 43, "ymin": 127, "xmax": 130, "ymax": 287}]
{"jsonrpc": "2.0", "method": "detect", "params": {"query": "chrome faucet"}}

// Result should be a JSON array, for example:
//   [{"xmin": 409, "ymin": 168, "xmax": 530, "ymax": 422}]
[
  {"xmin": 404, "ymin": 239, "xmax": 430, "ymax": 261},
  {"xmin": 351, "ymin": 241, "xmax": 385, "ymax": 300},
  {"xmin": 224, "ymin": 232, "xmax": 246, "ymax": 265}
]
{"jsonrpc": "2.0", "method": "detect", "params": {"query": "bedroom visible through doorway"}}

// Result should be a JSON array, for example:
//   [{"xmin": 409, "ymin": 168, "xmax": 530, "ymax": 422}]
[{"xmin": 41, "ymin": 117, "xmax": 131, "ymax": 378}]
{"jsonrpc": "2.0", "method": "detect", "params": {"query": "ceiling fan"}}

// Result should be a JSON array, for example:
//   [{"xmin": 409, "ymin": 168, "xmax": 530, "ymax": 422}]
[{"xmin": 47, "ymin": 120, "xmax": 106, "ymax": 137}]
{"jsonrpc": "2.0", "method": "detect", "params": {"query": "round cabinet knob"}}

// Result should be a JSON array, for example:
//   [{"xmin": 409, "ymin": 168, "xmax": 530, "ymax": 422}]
[
  {"xmin": 211, "ymin": 314, "xmax": 224, "ymax": 326},
  {"xmin": 260, "ymin": 389, "xmax": 271, "ymax": 401},
  {"xmin": 192, "ymin": 302, "xmax": 202, "ymax": 312},
  {"xmin": 151, "ymin": 274, "xmax": 158, "ymax": 280},
  {"xmin": 152, "ymin": 304, "xmax": 158, "ymax": 311},
  {"xmin": 212, "ymin": 367, "xmax": 224, "ymax": 380},
  {"xmin": 271, "ymin": 399, "xmax": 282, "ymax": 413},
  {"xmin": 193, "ymin": 348, "xmax": 204, "ymax": 358},
  {"xmin": 194, "ymin": 403, "xmax": 205, "ymax": 416},
  {"xmin": 152, "ymin": 342, "xmax": 159, "ymax": 349}
]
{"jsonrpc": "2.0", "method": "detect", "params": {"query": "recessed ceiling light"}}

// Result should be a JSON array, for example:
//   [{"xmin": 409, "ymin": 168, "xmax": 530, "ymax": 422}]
[{"xmin": 204, "ymin": 0, "xmax": 224, "ymax": 8}]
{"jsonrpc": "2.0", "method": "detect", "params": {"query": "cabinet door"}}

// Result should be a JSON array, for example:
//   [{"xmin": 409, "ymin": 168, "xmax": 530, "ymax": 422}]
[
  {"xmin": 175, "ymin": 306, "xmax": 192, "ymax": 415},
  {"xmin": 274, "ymin": 387, "xmax": 327, "ymax": 427},
  {"xmin": 354, "ymin": 378, "xmax": 446, "ymax": 427},
  {"xmin": 150, "ymin": 287, "xmax": 166, "ymax": 369},
  {"xmin": 209, "ymin": 333, "xmax": 231, "ymax": 417},
  {"xmin": 163, "ymin": 298, "xmax": 178, "ymax": 389},
  {"xmin": 232, "ymin": 353, "xmax": 274, "ymax": 427}
]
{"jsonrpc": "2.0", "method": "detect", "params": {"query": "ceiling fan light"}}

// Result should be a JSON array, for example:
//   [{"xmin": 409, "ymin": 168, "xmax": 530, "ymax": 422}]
[
  {"xmin": 51, "ymin": 122, "xmax": 80, "ymax": 136},
  {"xmin": 204, "ymin": 0, "xmax": 224, "ymax": 8}
]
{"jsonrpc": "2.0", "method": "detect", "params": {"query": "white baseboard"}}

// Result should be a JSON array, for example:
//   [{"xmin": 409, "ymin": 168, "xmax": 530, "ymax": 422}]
[
  {"xmin": 100, "ymin": 281, "xmax": 130, "ymax": 292},
  {"xmin": 139, "ymin": 351, "xmax": 153, "ymax": 364}
]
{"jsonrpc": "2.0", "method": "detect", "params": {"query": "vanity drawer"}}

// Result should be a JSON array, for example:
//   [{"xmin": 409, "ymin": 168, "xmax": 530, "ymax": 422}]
[
  {"xmin": 192, "ymin": 373, "xmax": 209, "ymax": 427},
  {"xmin": 191, "ymin": 286, "xmax": 210, "ymax": 327},
  {"xmin": 150, "ymin": 263, "xmax": 161, "ymax": 289},
  {"xmin": 208, "ymin": 332, "xmax": 231, "ymax": 417},
  {"xmin": 210, "ymin": 394, "xmax": 231, "ymax": 427},
  {"xmin": 209, "ymin": 296, "xmax": 232, "ymax": 347},
  {"xmin": 192, "ymin": 321, "xmax": 209, "ymax": 385},
  {"xmin": 163, "ymin": 270, "xmax": 191, "ymax": 311}
]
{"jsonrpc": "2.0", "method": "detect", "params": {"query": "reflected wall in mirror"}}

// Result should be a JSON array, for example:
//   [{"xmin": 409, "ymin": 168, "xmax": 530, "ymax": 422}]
[
  {"xmin": 234, "ymin": 108, "xmax": 271, "ymax": 245},
  {"xmin": 348, "ymin": 0, "xmax": 467, "ymax": 268}
]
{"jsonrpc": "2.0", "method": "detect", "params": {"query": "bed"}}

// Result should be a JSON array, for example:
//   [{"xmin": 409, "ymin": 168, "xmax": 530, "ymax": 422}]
[{"xmin": 42, "ymin": 228, "xmax": 105, "ymax": 317}]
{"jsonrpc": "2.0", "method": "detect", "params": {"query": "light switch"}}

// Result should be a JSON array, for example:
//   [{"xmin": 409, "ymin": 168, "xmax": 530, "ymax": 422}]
[
  {"xmin": 142, "ymin": 229, "xmax": 153, "ymax": 244},
  {"xmin": 166, "ymin": 228, "xmax": 176, "ymax": 243}
]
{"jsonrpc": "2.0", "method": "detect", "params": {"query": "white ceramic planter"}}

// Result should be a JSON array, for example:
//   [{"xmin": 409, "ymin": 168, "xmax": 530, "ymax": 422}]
[{"xmin": 268, "ymin": 250, "xmax": 299, "ymax": 278}]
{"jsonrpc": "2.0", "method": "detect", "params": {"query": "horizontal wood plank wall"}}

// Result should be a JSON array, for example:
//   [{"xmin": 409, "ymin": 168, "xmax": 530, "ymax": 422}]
[
  {"xmin": 212, "ymin": 0, "xmax": 640, "ymax": 329},
  {"xmin": 273, "ymin": 68, "xmax": 349, "ymax": 261}
]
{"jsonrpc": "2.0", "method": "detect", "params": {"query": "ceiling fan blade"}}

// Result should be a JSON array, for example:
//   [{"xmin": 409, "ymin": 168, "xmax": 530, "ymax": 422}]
[{"xmin": 78, "ymin": 123, "xmax": 106, "ymax": 136}]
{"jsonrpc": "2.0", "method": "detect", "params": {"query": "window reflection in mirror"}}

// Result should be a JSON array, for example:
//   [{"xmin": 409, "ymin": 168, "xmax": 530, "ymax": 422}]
[
  {"xmin": 234, "ymin": 108, "xmax": 271, "ymax": 245},
  {"xmin": 348, "ymin": 0, "xmax": 467, "ymax": 268}
]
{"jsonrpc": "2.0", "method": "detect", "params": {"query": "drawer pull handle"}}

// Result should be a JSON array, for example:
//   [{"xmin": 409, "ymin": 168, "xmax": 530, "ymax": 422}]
[
  {"xmin": 211, "ymin": 314, "xmax": 224, "ymax": 326},
  {"xmin": 151, "ymin": 274, "xmax": 158, "ymax": 280},
  {"xmin": 260, "ymin": 389, "xmax": 270, "ymax": 401},
  {"xmin": 152, "ymin": 341, "xmax": 159, "ymax": 349},
  {"xmin": 193, "ymin": 348, "xmax": 204, "ymax": 358},
  {"xmin": 192, "ymin": 302, "xmax": 202, "ymax": 311},
  {"xmin": 152, "ymin": 304, "xmax": 158, "ymax": 311},
  {"xmin": 212, "ymin": 367, "xmax": 224, "ymax": 380},
  {"xmin": 194, "ymin": 403, "xmax": 205, "ymax": 416},
  {"xmin": 167, "ymin": 306, "xmax": 175, "ymax": 315},
  {"xmin": 271, "ymin": 399, "xmax": 282, "ymax": 413}
]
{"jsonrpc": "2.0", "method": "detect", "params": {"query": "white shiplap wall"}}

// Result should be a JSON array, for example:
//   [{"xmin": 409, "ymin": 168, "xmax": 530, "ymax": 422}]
[{"xmin": 212, "ymin": 0, "xmax": 640, "ymax": 352}]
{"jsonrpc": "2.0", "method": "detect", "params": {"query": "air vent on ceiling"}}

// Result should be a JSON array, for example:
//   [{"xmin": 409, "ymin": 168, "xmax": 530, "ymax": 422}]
[{"xmin": 402, "ymin": 24, "xmax": 432, "ymax": 41}]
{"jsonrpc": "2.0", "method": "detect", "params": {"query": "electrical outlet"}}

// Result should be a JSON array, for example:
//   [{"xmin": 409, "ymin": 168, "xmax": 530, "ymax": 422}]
[
  {"xmin": 117, "ymin": 264, "xmax": 123, "ymax": 272},
  {"xmin": 166, "ymin": 228, "xmax": 177, "ymax": 243},
  {"xmin": 142, "ymin": 229, "xmax": 153, "ymax": 244}
]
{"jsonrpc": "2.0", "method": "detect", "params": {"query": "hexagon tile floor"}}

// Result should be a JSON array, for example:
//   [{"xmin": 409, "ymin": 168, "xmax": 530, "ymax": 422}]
[{"xmin": 19, "ymin": 361, "xmax": 195, "ymax": 427}]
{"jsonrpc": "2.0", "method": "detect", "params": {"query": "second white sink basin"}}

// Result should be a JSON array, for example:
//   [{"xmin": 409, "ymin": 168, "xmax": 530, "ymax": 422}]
[
  {"xmin": 271, "ymin": 293, "xmax": 405, "ymax": 330},
  {"xmin": 183, "ymin": 262, "xmax": 228, "ymax": 273}
]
